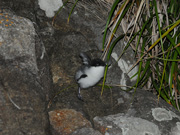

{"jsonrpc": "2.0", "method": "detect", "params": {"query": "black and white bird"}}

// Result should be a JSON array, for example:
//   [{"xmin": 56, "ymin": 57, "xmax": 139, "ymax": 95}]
[{"xmin": 75, "ymin": 52, "xmax": 106, "ymax": 100}]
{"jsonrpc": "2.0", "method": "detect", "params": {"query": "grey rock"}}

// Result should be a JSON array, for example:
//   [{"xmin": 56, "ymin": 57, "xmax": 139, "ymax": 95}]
[
  {"xmin": 0, "ymin": 9, "xmax": 37, "ymax": 74},
  {"xmin": 0, "ymin": 9, "xmax": 51, "ymax": 135},
  {"xmin": 71, "ymin": 127, "xmax": 102, "ymax": 135},
  {"xmin": 48, "ymin": 109, "xmax": 92, "ymax": 135},
  {"xmin": 93, "ymin": 90, "xmax": 180, "ymax": 135},
  {"xmin": 94, "ymin": 114, "xmax": 161, "ymax": 135},
  {"xmin": 171, "ymin": 122, "xmax": 180, "ymax": 135}
]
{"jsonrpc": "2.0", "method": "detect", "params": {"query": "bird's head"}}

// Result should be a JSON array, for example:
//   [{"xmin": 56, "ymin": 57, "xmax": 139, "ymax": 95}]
[{"xmin": 91, "ymin": 58, "xmax": 106, "ymax": 67}]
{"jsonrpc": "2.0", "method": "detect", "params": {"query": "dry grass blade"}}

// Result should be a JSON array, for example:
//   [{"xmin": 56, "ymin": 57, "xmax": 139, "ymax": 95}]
[
  {"xmin": 128, "ymin": 19, "xmax": 180, "ymax": 73},
  {"xmin": 102, "ymin": 0, "xmax": 130, "ymax": 60},
  {"xmin": 124, "ymin": 0, "xmax": 145, "ymax": 51}
]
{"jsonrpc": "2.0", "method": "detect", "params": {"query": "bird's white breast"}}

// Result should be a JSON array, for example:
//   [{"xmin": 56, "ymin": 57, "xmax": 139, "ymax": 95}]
[{"xmin": 78, "ymin": 66, "xmax": 105, "ymax": 89}]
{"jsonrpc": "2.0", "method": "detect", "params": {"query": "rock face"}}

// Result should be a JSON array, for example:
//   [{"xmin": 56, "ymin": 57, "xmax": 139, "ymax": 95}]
[
  {"xmin": 49, "ymin": 109, "xmax": 92, "ymax": 135},
  {"xmin": 71, "ymin": 127, "xmax": 102, "ymax": 135},
  {"xmin": 46, "ymin": 1, "xmax": 138, "ymax": 90},
  {"xmin": 93, "ymin": 90, "xmax": 180, "ymax": 135},
  {"xmin": 0, "ymin": 1, "xmax": 180, "ymax": 135},
  {"xmin": 0, "ymin": 9, "xmax": 51, "ymax": 135},
  {"xmin": 94, "ymin": 114, "xmax": 161, "ymax": 135},
  {"xmin": 0, "ymin": 9, "xmax": 37, "ymax": 73}
]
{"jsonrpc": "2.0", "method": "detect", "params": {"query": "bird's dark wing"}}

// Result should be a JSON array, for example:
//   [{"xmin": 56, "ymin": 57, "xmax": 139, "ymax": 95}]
[
  {"xmin": 77, "ymin": 74, "xmax": 87, "ymax": 81},
  {"xmin": 79, "ymin": 52, "xmax": 91, "ymax": 65}
]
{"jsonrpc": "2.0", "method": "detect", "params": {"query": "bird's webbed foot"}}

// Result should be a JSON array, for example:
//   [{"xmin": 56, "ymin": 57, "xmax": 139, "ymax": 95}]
[{"xmin": 77, "ymin": 87, "xmax": 84, "ymax": 102}]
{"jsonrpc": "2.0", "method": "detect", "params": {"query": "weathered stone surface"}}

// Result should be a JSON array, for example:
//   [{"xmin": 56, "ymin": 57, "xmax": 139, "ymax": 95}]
[
  {"xmin": 0, "ymin": 0, "xmax": 38, "ymax": 23},
  {"xmin": 0, "ymin": 9, "xmax": 51, "ymax": 135},
  {"xmin": 71, "ymin": 127, "xmax": 102, "ymax": 135},
  {"xmin": 49, "ymin": 109, "xmax": 92, "ymax": 135},
  {"xmin": 93, "ymin": 90, "xmax": 180, "ymax": 135},
  {"xmin": 94, "ymin": 114, "xmax": 161, "ymax": 135},
  {"xmin": 0, "ymin": 1, "xmax": 180, "ymax": 135},
  {"xmin": 0, "ymin": 9, "xmax": 37, "ymax": 74}
]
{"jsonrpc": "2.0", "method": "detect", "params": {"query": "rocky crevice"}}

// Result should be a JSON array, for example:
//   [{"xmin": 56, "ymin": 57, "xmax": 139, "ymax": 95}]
[{"xmin": 0, "ymin": 1, "xmax": 180, "ymax": 135}]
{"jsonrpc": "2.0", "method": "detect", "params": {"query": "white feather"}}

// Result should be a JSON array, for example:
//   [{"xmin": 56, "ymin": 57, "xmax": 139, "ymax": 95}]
[{"xmin": 76, "ymin": 66, "xmax": 105, "ymax": 89}]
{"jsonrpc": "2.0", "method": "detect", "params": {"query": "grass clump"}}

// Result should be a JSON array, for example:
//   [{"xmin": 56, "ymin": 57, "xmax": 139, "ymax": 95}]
[{"xmin": 101, "ymin": 0, "xmax": 180, "ymax": 110}]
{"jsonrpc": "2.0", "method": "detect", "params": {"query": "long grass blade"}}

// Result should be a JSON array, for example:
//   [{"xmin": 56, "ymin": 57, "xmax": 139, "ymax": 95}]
[
  {"xmin": 128, "ymin": 19, "xmax": 180, "ymax": 73},
  {"xmin": 102, "ymin": 0, "xmax": 120, "ymax": 50},
  {"xmin": 67, "ymin": 0, "xmax": 79, "ymax": 23},
  {"xmin": 101, "ymin": 34, "xmax": 125, "ymax": 95},
  {"xmin": 102, "ymin": 0, "xmax": 130, "ymax": 60},
  {"xmin": 52, "ymin": 0, "xmax": 69, "ymax": 25}
]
